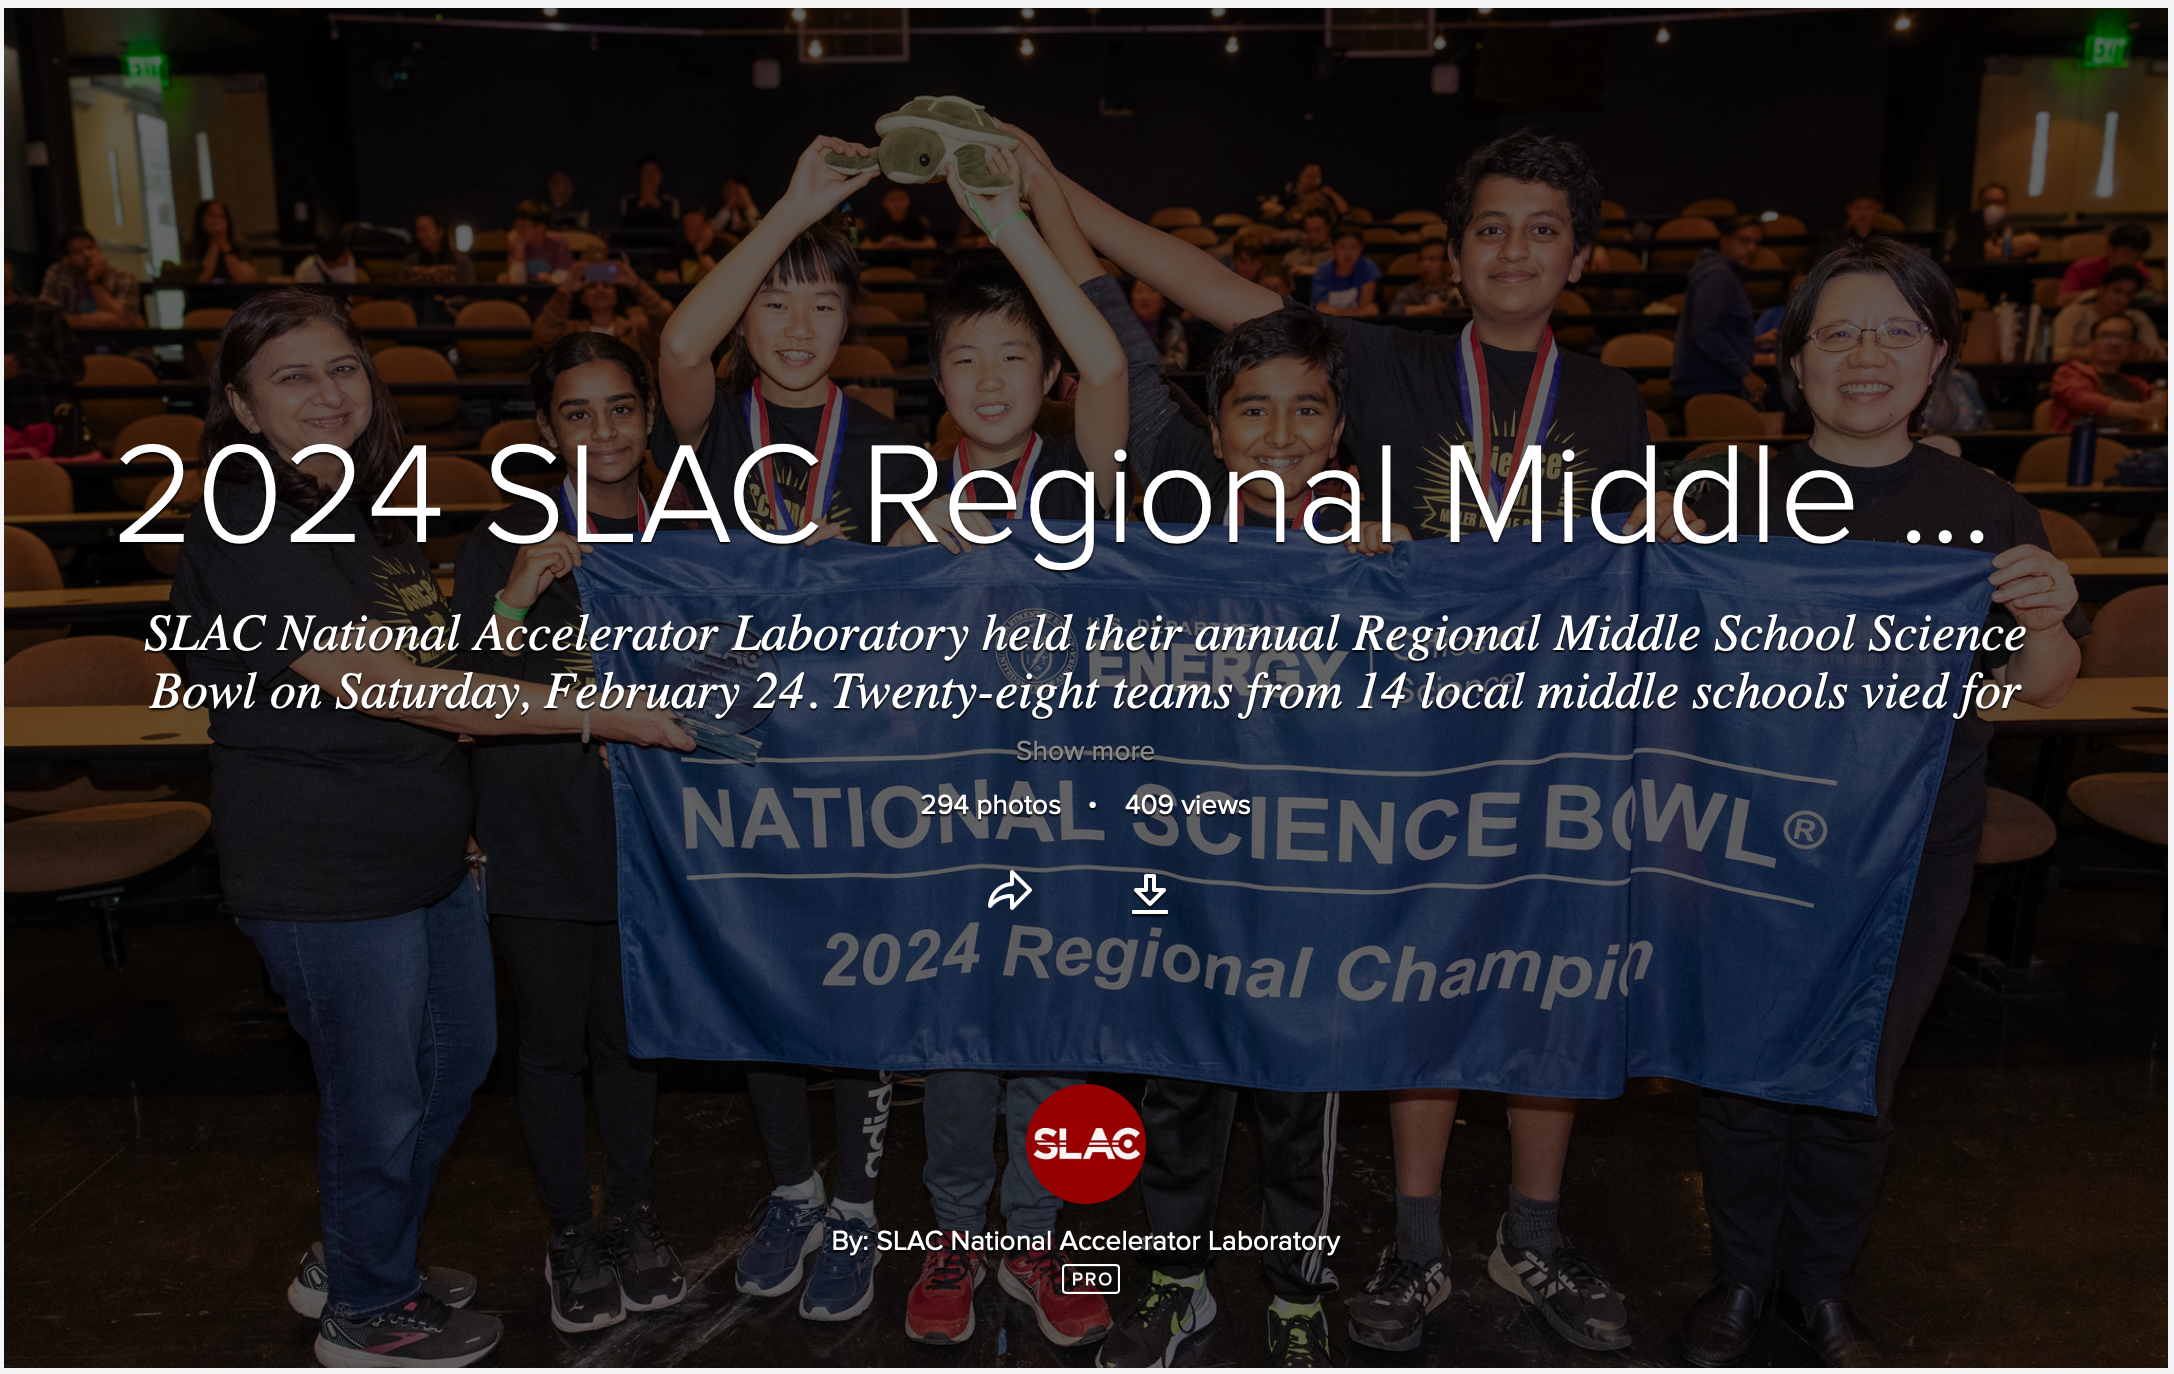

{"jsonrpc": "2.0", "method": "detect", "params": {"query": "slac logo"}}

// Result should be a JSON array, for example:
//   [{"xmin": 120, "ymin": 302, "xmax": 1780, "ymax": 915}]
[{"xmin": 1026, "ymin": 1084, "xmax": 1145, "ymax": 1204}]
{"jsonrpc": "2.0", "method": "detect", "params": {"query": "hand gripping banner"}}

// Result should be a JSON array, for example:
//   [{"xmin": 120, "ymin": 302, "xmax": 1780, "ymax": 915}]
[{"xmin": 582, "ymin": 527, "xmax": 1992, "ymax": 1112}]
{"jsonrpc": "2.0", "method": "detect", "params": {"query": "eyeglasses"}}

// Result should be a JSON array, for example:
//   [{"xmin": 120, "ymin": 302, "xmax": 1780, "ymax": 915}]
[{"xmin": 1810, "ymin": 319, "xmax": 1933, "ymax": 352}]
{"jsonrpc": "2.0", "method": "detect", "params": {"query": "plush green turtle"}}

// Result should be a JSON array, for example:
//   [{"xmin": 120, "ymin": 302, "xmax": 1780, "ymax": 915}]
[{"xmin": 824, "ymin": 96, "xmax": 1020, "ymax": 194}]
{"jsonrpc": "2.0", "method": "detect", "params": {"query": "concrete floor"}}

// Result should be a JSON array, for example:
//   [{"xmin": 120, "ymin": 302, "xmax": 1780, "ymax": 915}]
[{"xmin": 7, "ymin": 816, "xmax": 2164, "ymax": 1367}]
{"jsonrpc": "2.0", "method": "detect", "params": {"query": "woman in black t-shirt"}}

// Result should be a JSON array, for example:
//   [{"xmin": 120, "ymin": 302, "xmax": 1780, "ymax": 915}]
[
  {"xmin": 1676, "ymin": 239, "xmax": 2083, "ymax": 1367},
  {"xmin": 171, "ymin": 290, "xmax": 689, "ymax": 1367},
  {"xmin": 453, "ymin": 334, "xmax": 692, "ymax": 1332}
]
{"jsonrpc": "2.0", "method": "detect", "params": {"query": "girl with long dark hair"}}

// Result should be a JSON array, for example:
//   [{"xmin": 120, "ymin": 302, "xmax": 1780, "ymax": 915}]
[
  {"xmin": 451, "ymin": 333, "xmax": 687, "ymax": 1334},
  {"xmin": 171, "ymin": 287, "xmax": 689, "ymax": 1368}
]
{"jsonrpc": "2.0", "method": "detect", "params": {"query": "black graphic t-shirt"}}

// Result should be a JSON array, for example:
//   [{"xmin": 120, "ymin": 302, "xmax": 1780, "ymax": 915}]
[
  {"xmin": 1691, "ymin": 441, "xmax": 2093, "ymax": 855},
  {"xmin": 172, "ymin": 483, "xmax": 473, "ymax": 921},
  {"xmin": 652, "ymin": 382, "xmax": 913, "ymax": 543},
  {"xmin": 1323, "ymin": 314, "xmax": 1651, "ymax": 538},
  {"xmin": 452, "ymin": 499, "xmax": 630, "ymax": 920}
]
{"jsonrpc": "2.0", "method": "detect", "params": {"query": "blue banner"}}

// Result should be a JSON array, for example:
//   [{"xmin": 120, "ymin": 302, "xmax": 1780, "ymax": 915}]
[{"xmin": 582, "ymin": 527, "xmax": 1992, "ymax": 1113}]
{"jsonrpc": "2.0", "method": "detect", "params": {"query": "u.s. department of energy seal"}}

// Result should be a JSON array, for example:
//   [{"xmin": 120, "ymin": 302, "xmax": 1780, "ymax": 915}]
[{"xmin": 993, "ymin": 607, "xmax": 1077, "ymax": 689}]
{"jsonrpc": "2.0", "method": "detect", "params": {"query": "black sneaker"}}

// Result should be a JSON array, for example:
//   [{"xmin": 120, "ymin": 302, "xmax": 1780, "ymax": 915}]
[
  {"xmin": 315, "ymin": 1291, "xmax": 502, "ymax": 1368},
  {"xmin": 547, "ymin": 1224, "xmax": 626, "ymax": 1334},
  {"xmin": 1267, "ymin": 1302, "xmax": 1333, "ymax": 1367},
  {"xmin": 1095, "ymin": 1273, "xmax": 1216, "ymax": 1367},
  {"xmin": 1346, "ymin": 1243, "xmax": 1448, "ymax": 1352},
  {"xmin": 1486, "ymin": 1217, "xmax": 1630, "ymax": 1351},
  {"xmin": 286, "ymin": 1242, "xmax": 476, "ymax": 1321},
  {"xmin": 604, "ymin": 1202, "xmax": 687, "ymax": 1312}
]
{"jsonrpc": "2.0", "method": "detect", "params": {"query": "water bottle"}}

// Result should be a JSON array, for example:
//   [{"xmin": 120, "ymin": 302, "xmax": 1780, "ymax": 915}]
[
  {"xmin": 2000, "ymin": 225, "xmax": 2013, "ymax": 261},
  {"xmin": 2067, "ymin": 416, "xmax": 2098, "ymax": 487}
]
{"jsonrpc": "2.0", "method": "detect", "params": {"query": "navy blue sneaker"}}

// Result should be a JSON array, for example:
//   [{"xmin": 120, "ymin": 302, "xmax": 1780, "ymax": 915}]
[
  {"xmin": 799, "ymin": 1210, "xmax": 879, "ymax": 1322},
  {"xmin": 736, "ymin": 1193, "xmax": 828, "ymax": 1298}
]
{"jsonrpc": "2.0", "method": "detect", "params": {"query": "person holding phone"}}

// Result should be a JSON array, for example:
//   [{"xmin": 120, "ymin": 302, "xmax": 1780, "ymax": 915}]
[
  {"xmin": 170, "ymin": 288, "xmax": 691, "ymax": 1368},
  {"xmin": 533, "ymin": 252, "xmax": 677, "ymax": 369}
]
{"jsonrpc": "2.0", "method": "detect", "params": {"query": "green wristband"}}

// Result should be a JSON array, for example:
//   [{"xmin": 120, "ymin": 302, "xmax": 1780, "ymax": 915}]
[
  {"xmin": 988, "ymin": 209, "xmax": 1030, "ymax": 240},
  {"xmin": 493, "ymin": 594, "xmax": 531, "ymax": 622}
]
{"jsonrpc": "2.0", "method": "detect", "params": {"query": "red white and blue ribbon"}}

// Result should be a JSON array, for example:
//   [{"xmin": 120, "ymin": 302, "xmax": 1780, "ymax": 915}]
[
  {"xmin": 745, "ymin": 378, "xmax": 848, "ymax": 532},
  {"xmin": 1454, "ymin": 321, "xmax": 1563, "ymax": 511},
  {"xmin": 950, "ymin": 431, "xmax": 1044, "ymax": 519},
  {"xmin": 557, "ymin": 474, "xmax": 647, "ymax": 535}
]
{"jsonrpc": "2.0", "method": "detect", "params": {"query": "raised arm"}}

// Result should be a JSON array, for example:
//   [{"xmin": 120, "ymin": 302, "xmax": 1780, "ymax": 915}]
[
  {"xmin": 656, "ymin": 137, "xmax": 878, "ymax": 443},
  {"xmin": 1002, "ymin": 122, "xmax": 1282, "ymax": 332},
  {"xmin": 957, "ymin": 150, "xmax": 1126, "ymax": 515}
]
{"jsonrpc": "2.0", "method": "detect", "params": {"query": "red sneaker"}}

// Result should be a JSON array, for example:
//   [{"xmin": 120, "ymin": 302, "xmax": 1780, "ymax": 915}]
[
  {"xmin": 998, "ymin": 1248, "xmax": 1112, "ymax": 1347},
  {"xmin": 903, "ymin": 1244, "xmax": 984, "ymax": 1345}
]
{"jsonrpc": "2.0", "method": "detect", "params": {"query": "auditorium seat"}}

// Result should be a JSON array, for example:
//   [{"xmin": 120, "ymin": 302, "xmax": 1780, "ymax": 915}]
[
  {"xmin": 1600, "ymin": 332, "xmax": 1675, "ymax": 407},
  {"xmin": 374, "ymin": 345, "xmax": 477, "ymax": 449},
  {"xmin": 2083, "ymin": 585, "xmax": 2167, "ymax": 759},
  {"xmin": 1764, "ymin": 214, "xmax": 1810, "ymax": 269},
  {"xmin": 379, "ymin": 455, "xmax": 503, "ymax": 566},
  {"xmin": 6, "ymin": 802, "xmax": 213, "ymax": 969},
  {"xmin": 1148, "ymin": 208, "xmax": 1201, "ymax": 228},
  {"xmin": 1211, "ymin": 213, "xmax": 1256, "ymax": 229},
  {"xmin": 1871, "ymin": 212, "xmax": 1906, "ymax": 233},
  {"xmin": 1554, "ymin": 289, "xmax": 1594, "ymax": 348},
  {"xmin": 480, "ymin": 417, "xmax": 543, "ymax": 454},
  {"xmin": 861, "ymin": 265, "xmax": 925, "ymax": 321},
  {"xmin": 79, "ymin": 354, "xmax": 165, "ymax": 453},
  {"xmin": 2015, "ymin": 436, "xmax": 2131, "ymax": 485},
  {"xmin": 1598, "ymin": 199, "xmax": 1630, "ymax": 243},
  {"xmin": 6, "ymin": 458, "xmax": 73, "ymax": 516},
  {"xmin": 830, "ymin": 344, "xmax": 895, "ymax": 379},
  {"xmin": 2067, "ymin": 774, "xmax": 2166, "ymax": 846},
  {"xmin": 1646, "ymin": 410, "xmax": 1669, "ymax": 442},
  {"xmin": 181, "ymin": 306, "xmax": 234, "ymax": 381},
  {"xmin": 2037, "ymin": 509, "xmax": 2100, "ymax": 561},
  {"xmin": 110, "ymin": 415, "xmax": 204, "ymax": 507},
  {"xmin": 5, "ymin": 525, "xmax": 68, "ymax": 659},
  {"xmin": 5, "ymin": 635, "xmax": 190, "ymax": 821},
  {"xmin": 1172, "ymin": 226, "xmax": 1221, "ymax": 248},
  {"xmin": 1388, "ymin": 252, "xmax": 1421, "ymax": 276},
  {"xmin": 1390, "ymin": 210, "xmax": 1442, "ymax": 225},
  {"xmin": 1681, "ymin": 197, "xmax": 1736, "ymax": 219},
  {"xmin": 1683, "ymin": 392, "xmax": 1764, "ymax": 438},
  {"xmin": 349, "ymin": 298, "xmax": 418, "ymax": 355},
  {"xmin": 456, "ymin": 298, "xmax": 536, "ymax": 375},
  {"xmin": 2059, "ymin": 232, "xmax": 2110, "ymax": 262},
  {"xmin": 1978, "ymin": 787, "xmax": 2058, "ymax": 866},
  {"xmin": 2031, "ymin": 398, "xmax": 2056, "ymax": 432},
  {"xmin": 852, "ymin": 303, "xmax": 911, "ymax": 368}
]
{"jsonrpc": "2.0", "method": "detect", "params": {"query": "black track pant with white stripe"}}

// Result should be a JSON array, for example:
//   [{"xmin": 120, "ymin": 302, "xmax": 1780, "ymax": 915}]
[{"xmin": 1138, "ymin": 1080, "xmax": 1339, "ymax": 1301}]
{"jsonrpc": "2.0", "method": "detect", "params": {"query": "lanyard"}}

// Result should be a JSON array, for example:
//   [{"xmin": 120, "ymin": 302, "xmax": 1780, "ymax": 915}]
[
  {"xmin": 744, "ymin": 378, "xmax": 848, "ymax": 533},
  {"xmin": 1454, "ymin": 322, "xmax": 1563, "ymax": 510},
  {"xmin": 556, "ymin": 475, "xmax": 647, "ymax": 536},
  {"xmin": 949, "ymin": 432, "xmax": 1044, "ymax": 519}
]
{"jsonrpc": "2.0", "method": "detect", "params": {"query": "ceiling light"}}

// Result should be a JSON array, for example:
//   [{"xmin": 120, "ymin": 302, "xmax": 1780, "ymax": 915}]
[
  {"xmin": 807, "ymin": 37, "xmax": 823, "ymax": 56},
  {"xmin": 1655, "ymin": 24, "xmax": 1671, "ymax": 43},
  {"xmin": 1210, "ymin": 6, "xmax": 1226, "ymax": 14},
  {"xmin": 1893, "ymin": 12, "xmax": 1912, "ymax": 30},
  {"xmin": 1760, "ymin": 210, "xmax": 1779, "ymax": 222},
  {"xmin": 1433, "ymin": 32, "xmax": 1446, "ymax": 49},
  {"xmin": 1021, "ymin": 7, "xmax": 1036, "ymax": 17},
  {"xmin": 789, "ymin": 7, "xmax": 807, "ymax": 20},
  {"xmin": 1019, "ymin": 36, "xmax": 1035, "ymax": 55},
  {"xmin": 1224, "ymin": 33, "xmax": 1239, "ymax": 53}
]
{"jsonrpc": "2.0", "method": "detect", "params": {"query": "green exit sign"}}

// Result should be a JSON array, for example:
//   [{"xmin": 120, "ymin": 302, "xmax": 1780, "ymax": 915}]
[
  {"xmin": 123, "ymin": 50, "xmax": 168, "ymax": 87},
  {"xmin": 2083, "ymin": 33, "xmax": 2130, "ymax": 67}
]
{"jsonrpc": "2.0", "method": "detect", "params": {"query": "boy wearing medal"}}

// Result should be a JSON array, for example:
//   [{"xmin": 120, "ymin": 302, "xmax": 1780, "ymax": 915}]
[
  {"xmin": 1010, "ymin": 125, "xmax": 1645, "ymax": 1356},
  {"xmin": 656, "ymin": 136, "xmax": 910, "ymax": 545},
  {"xmin": 653, "ymin": 136, "xmax": 906, "ymax": 1325}
]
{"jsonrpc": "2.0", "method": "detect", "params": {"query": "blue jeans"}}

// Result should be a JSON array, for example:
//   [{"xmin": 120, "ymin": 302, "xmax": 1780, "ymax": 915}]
[
  {"xmin": 921, "ymin": 1072, "xmax": 1075, "ymax": 1240},
  {"xmin": 243, "ymin": 879, "xmax": 496, "ymax": 1320}
]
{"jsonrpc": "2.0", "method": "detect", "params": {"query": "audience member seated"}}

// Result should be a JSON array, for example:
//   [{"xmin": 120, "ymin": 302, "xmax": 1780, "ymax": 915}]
[
  {"xmin": 5, "ymin": 262, "xmax": 84, "ymax": 427},
  {"xmin": 2049, "ymin": 313, "xmax": 2169, "ymax": 432},
  {"xmin": 1672, "ymin": 216, "xmax": 1767, "ymax": 405},
  {"xmin": 868, "ymin": 188, "xmax": 938, "ymax": 249},
  {"xmin": 1386, "ymin": 239, "xmax": 1461, "ymax": 316},
  {"xmin": 2051, "ymin": 266, "xmax": 2165, "ymax": 364},
  {"xmin": 1256, "ymin": 265, "xmax": 1294, "ymax": 301},
  {"xmin": 708, "ymin": 177, "xmax": 763, "ymax": 237},
  {"xmin": 657, "ymin": 208, "xmax": 724, "ymax": 285},
  {"xmin": 543, "ymin": 170, "xmax": 588, "ymax": 230},
  {"xmin": 187, "ymin": 198, "xmax": 258, "ymax": 283},
  {"xmin": 617, "ymin": 155, "xmax": 682, "ymax": 232},
  {"xmin": 401, "ymin": 213, "xmax": 477, "ymax": 285},
  {"xmin": 1921, "ymin": 368, "xmax": 1992, "ymax": 433},
  {"xmin": 1812, "ymin": 188, "xmax": 1887, "ymax": 263},
  {"xmin": 1129, "ymin": 278, "xmax": 1188, "ymax": 371},
  {"xmin": 1946, "ymin": 182, "xmax": 2039, "ymax": 263},
  {"xmin": 2058, "ymin": 223, "xmax": 2155, "ymax": 308},
  {"xmin": 532, "ymin": 253, "xmax": 675, "ymax": 370},
  {"xmin": 1259, "ymin": 161, "xmax": 1348, "ymax": 226},
  {"xmin": 1282, "ymin": 212, "xmax": 1335, "ymax": 274},
  {"xmin": 504, "ymin": 201, "xmax": 574, "ymax": 285},
  {"xmin": 1309, "ymin": 223, "xmax": 1381, "ymax": 317},
  {"xmin": 953, "ymin": 217, "xmax": 991, "ymax": 251},
  {"xmin": 294, "ymin": 225, "xmax": 367, "ymax": 284},
  {"xmin": 1225, "ymin": 226, "xmax": 1276, "ymax": 283},
  {"xmin": 39, "ymin": 225, "xmax": 144, "ymax": 329}
]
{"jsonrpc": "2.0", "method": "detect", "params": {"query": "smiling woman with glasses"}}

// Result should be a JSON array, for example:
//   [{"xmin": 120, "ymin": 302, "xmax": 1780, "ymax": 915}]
[{"xmin": 1674, "ymin": 235, "xmax": 2086, "ymax": 1367}]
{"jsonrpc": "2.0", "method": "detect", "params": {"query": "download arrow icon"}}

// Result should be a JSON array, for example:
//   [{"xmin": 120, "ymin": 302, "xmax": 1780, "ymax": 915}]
[{"xmin": 1134, "ymin": 872, "xmax": 1167, "ymax": 907}]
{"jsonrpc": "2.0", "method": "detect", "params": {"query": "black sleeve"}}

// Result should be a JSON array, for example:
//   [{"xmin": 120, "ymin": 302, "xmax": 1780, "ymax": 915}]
[
  {"xmin": 1596, "ymin": 368, "xmax": 1655, "ymax": 514},
  {"xmin": 180, "ymin": 492, "xmax": 374, "ymax": 680}
]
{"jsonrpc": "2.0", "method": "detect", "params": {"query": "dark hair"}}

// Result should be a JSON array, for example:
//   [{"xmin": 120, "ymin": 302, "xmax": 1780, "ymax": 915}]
[
  {"xmin": 315, "ymin": 224, "xmax": 356, "ymax": 261},
  {"xmin": 59, "ymin": 223, "xmax": 96, "ymax": 251},
  {"xmin": 530, "ymin": 331, "xmax": 655, "ymax": 439},
  {"xmin": 1331, "ymin": 222, "xmax": 1365, "ymax": 245},
  {"xmin": 1203, "ymin": 306, "xmax": 1347, "ymax": 422},
  {"xmin": 2091, "ymin": 312, "xmax": 2137, "ymax": 338},
  {"xmin": 188, "ymin": 199, "xmax": 248, "ymax": 264},
  {"xmin": 1773, "ymin": 237, "xmax": 1960, "ymax": 430},
  {"xmin": 929, "ymin": 254, "xmax": 1062, "ymax": 379},
  {"xmin": 1301, "ymin": 210, "xmax": 1331, "ymax": 229},
  {"xmin": 1443, "ymin": 129, "xmax": 1603, "ymax": 250},
  {"xmin": 201, "ymin": 288, "xmax": 411, "ymax": 545},
  {"xmin": 1977, "ymin": 182, "xmax": 2008, "ymax": 201},
  {"xmin": 1848, "ymin": 188, "xmax": 1885, "ymax": 205},
  {"xmin": 414, "ymin": 210, "xmax": 443, "ymax": 231},
  {"xmin": 637, "ymin": 154, "xmax": 663, "ymax": 172},
  {"xmin": 514, "ymin": 199, "xmax": 552, "ymax": 226},
  {"xmin": 1722, "ymin": 215, "xmax": 1763, "ymax": 235},
  {"xmin": 2108, "ymin": 223, "xmax": 2152, "ymax": 253},
  {"xmin": 721, "ymin": 218, "xmax": 862, "ymax": 391},
  {"xmin": 2102, "ymin": 264, "xmax": 2145, "ymax": 290}
]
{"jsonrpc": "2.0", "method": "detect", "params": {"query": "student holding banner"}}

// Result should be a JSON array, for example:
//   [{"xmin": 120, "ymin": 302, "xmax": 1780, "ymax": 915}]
[
  {"xmin": 654, "ymin": 136, "xmax": 906, "ymax": 1324},
  {"xmin": 1012, "ymin": 123, "xmax": 1643, "ymax": 1357},
  {"xmin": 1677, "ymin": 237, "xmax": 2085, "ymax": 1368},
  {"xmin": 883, "ymin": 148, "xmax": 1127, "ymax": 1348},
  {"xmin": 171, "ymin": 289, "xmax": 691, "ymax": 1369},
  {"xmin": 452, "ymin": 334, "xmax": 690, "ymax": 1335}
]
